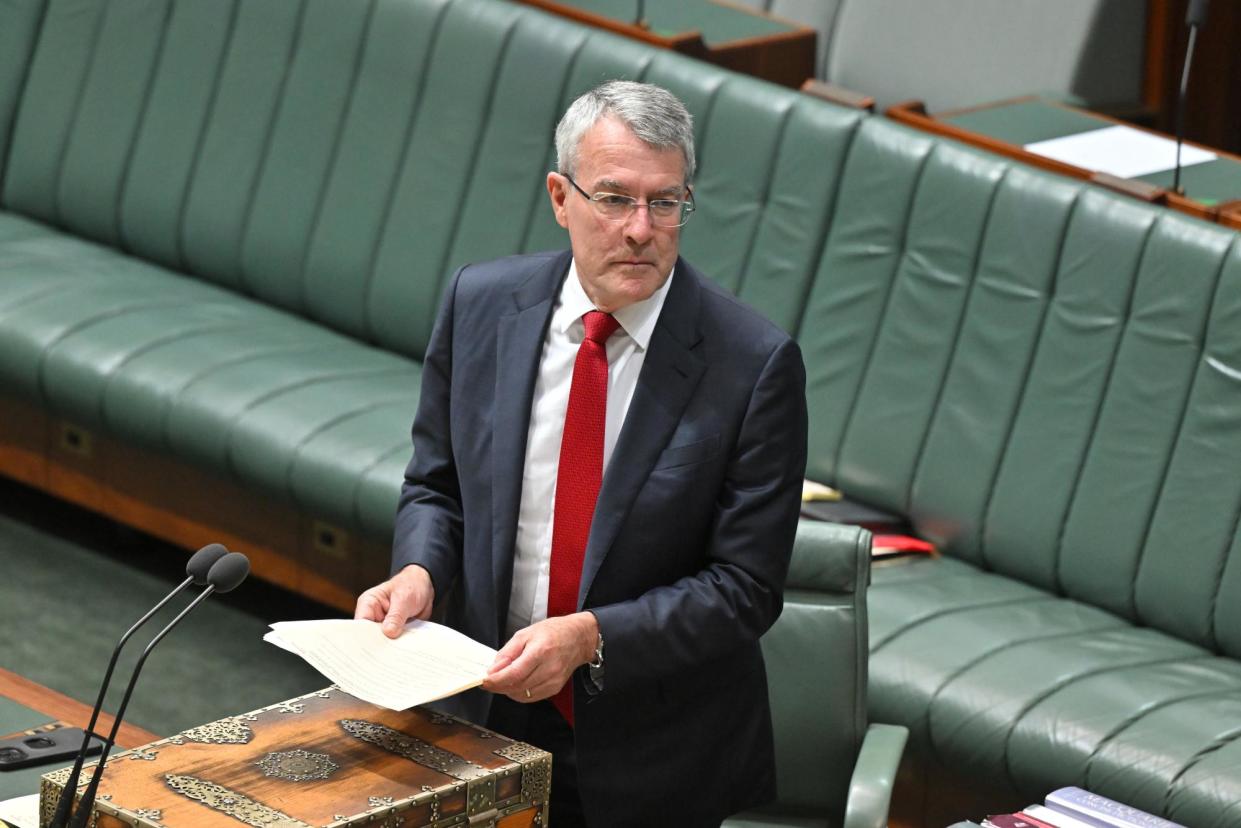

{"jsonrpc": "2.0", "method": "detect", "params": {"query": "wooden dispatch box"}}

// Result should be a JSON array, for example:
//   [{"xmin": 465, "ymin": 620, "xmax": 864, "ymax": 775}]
[{"xmin": 40, "ymin": 687, "xmax": 550, "ymax": 828}]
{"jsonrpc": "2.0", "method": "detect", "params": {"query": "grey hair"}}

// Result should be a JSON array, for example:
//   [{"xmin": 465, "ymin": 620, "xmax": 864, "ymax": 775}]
[{"xmin": 555, "ymin": 80, "xmax": 696, "ymax": 184}]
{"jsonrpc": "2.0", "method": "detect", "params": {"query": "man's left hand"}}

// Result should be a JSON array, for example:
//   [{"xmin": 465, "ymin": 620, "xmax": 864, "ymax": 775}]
[{"xmin": 484, "ymin": 612, "xmax": 598, "ymax": 703}]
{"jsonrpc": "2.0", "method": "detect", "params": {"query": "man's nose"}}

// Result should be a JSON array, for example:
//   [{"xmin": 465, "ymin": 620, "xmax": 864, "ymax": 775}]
[{"xmin": 623, "ymin": 204, "xmax": 655, "ymax": 242}]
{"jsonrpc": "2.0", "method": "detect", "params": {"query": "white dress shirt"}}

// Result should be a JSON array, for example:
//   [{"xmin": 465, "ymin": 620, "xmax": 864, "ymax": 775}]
[{"xmin": 505, "ymin": 260, "xmax": 674, "ymax": 640}]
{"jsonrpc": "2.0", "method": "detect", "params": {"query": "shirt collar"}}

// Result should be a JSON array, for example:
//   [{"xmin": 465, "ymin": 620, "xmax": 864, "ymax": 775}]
[{"xmin": 554, "ymin": 259, "xmax": 675, "ymax": 350}]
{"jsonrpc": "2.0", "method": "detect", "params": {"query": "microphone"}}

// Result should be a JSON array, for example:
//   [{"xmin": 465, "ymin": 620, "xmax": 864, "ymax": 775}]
[
  {"xmin": 1172, "ymin": 0, "xmax": 1210, "ymax": 194},
  {"xmin": 67, "ymin": 552, "xmax": 250, "ymax": 828},
  {"xmin": 1187, "ymin": 0, "xmax": 1210, "ymax": 27},
  {"xmin": 47, "ymin": 543, "xmax": 228, "ymax": 828}
]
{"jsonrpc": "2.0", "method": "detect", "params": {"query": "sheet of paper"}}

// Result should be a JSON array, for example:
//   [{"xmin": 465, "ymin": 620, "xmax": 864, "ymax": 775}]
[
  {"xmin": 0, "ymin": 794, "xmax": 40, "ymax": 828},
  {"xmin": 265, "ymin": 619, "xmax": 497, "ymax": 711},
  {"xmin": 1024, "ymin": 124, "xmax": 1216, "ymax": 179}
]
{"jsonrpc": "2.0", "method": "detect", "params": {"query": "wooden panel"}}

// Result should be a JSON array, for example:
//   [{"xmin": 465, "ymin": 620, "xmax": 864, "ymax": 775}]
[
  {"xmin": 0, "ymin": 667, "xmax": 160, "ymax": 749},
  {"xmin": 0, "ymin": 393, "xmax": 48, "ymax": 488},
  {"xmin": 1147, "ymin": 0, "xmax": 1241, "ymax": 154},
  {"xmin": 0, "ymin": 395, "xmax": 379, "ymax": 613}
]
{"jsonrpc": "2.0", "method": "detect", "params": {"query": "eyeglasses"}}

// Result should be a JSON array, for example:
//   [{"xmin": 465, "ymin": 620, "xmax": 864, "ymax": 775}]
[{"xmin": 563, "ymin": 174, "xmax": 695, "ymax": 228}]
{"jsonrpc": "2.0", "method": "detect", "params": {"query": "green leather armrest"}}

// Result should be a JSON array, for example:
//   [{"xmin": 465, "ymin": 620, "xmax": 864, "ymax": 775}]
[
  {"xmin": 788, "ymin": 519, "xmax": 872, "ymax": 592},
  {"xmin": 842, "ymin": 723, "xmax": 908, "ymax": 828}
]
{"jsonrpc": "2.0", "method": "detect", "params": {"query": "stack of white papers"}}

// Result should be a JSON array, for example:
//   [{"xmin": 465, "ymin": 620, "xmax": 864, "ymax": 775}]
[
  {"xmin": 1025, "ymin": 124, "xmax": 1217, "ymax": 179},
  {"xmin": 265, "ymin": 619, "xmax": 497, "ymax": 711},
  {"xmin": 0, "ymin": 794, "xmax": 39, "ymax": 828}
]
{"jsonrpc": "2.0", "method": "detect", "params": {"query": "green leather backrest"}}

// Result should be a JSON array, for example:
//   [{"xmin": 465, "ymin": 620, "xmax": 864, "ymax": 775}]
[
  {"xmin": 1, "ymin": 0, "xmax": 863, "ymax": 359},
  {"xmin": 762, "ymin": 521, "xmax": 870, "ymax": 818},
  {"xmin": 827, "ymin": 0, "xmax": 1146, "ymax": 111},
  {"xmin": 9, "ymin": 0, "xmax": 1238, "ymax": 660},
  {"xmin": 801, "ymin": 115, "xmax": 1241, "ymax": 657},
  {"xmin": 0, "ymin": 0, "xmax": 45, "ymax": 190}
]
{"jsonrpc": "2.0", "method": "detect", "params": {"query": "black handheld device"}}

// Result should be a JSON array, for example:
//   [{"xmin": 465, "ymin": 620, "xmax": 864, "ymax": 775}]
[{"xmin": 0, "ymin": 727, "xmax": 104, "ymax": 771}]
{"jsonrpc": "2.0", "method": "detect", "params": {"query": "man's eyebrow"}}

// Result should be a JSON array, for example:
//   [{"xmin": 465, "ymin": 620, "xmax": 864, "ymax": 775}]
[{"xmin": 593, "ymin": 178, "xmax": 686, "ymax": 197}]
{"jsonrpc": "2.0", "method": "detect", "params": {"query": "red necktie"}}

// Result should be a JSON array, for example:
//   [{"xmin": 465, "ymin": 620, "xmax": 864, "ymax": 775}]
[{"xmin": 547, "ymin": 310, "xmax": 619, "ymax": 725}]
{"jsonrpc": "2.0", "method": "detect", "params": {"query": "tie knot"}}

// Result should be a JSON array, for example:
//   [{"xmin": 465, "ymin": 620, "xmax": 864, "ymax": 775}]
[{"xmin": 582, "ymin": 310, "xmax": 620, "ymax": 344}]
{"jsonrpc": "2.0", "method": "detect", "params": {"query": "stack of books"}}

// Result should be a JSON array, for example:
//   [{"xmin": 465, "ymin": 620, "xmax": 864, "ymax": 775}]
[{"xmin": 983, "ymin": 787, "xmax": 1188, "ymax": 828}]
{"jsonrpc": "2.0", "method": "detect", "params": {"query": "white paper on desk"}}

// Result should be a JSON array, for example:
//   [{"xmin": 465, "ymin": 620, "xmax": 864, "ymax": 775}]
[
  {"xmin": 1025, "ymin": 124, "xmax": 1216, "ymax": 179},
  {"xmin": 265, "ymin": 619, "xmax": 496, "ymax": 711},
  {"xmin": 0, "ymin": 793, "xmax": 40, "ymax": 828}
]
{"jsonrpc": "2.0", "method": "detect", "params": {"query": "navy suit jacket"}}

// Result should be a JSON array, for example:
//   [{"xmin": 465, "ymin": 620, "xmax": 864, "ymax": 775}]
[{"xmin": 392, "ymin": 250, "xmax": 807, "ymax": 825}]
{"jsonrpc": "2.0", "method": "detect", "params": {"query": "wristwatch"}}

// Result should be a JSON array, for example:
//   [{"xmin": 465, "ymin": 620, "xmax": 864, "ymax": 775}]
[{"xmin": 588, "ymin": 632, "xmax": 604, "ymax": 670}]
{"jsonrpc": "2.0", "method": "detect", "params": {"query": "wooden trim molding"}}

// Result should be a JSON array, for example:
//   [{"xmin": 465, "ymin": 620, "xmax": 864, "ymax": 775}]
[
  {"xmin": 511, "ymin": 0, "xmax": 815, "ymax": 88},
  {"xmin": 800, "ymin": 79, "xmax": 875, "ymax": 112},
  {"xmin": 0, "ymin": 393, "xmax": 384, "ymax": 614},
  {"xmin": 885, "ymin": 100, "xmax": 1093, "ymax": 182},
  {"xmin": 0, "ymin": 666, "xmax": 161, "ymax": 749},
  {"xmin": 883, "ymin": 99, "xmax": 1241, "ymax": 224},
  {"xmin": 514, "ymin": 0, "xmax": 709, "ymax": 55}
]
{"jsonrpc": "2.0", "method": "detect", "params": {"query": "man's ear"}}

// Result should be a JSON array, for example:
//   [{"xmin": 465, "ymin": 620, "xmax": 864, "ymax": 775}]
[{"xmin": 547, "ymin": 172, "xmax": 569, "ymax": 229}]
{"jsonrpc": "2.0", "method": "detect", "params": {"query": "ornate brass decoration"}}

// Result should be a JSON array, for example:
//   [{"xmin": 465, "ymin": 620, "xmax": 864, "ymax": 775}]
[
  {"xmin": 165, "ymin": 774, "xmax": 313, "ymax": 828},
  {"xmin": 466, "ymin": 775, "xmax": 496, "ymax": 817},
  {"xmin": 128, "ymin": 748, "xmax": 159, "ymax": 761},
  {"xmin": 134, "ymin": 808, "xmax": 165, "ymax": 825},
  {"xmin": 367, "ymin": 796, "xmax": 394, "ymax": 807},
  {"xmin": 181, "ymin": 717, "xmax": 254, "ymax": 745},
  {"xmin": 494, "ymin": 743, "xmax": 551, "ymax": 806},
  {"xmin": 39, "ymin": 779, "xmax": 61, "ymax": 827},
  {"xmin": 256, "ymin": 749, "xmax": 339, "ymax": 782},
  {"xmin": 493, "ymin": 743, "xmax": 543, "ymax": 763},
  {"xmin": 340, "ymin": 719, "xmax": 490, "ymax": 780},
  {"xmin": 43, "ymin": 766, "xmax": 75, "ymax": 785},
  {"xmin": 429, "ymin": 712, "xmax": 457, "ymax": 725},
  {"xmin": 232, "ymin": 687, "xmax": 333, "ymax": 722}
]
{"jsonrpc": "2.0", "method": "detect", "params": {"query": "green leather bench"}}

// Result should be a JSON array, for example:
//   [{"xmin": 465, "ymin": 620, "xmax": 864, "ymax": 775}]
[
  {"xmin": 0, "ymin": 0, "xmax": 864, "ymax": 608},
  {"xmin": 802, "ymin": 120, "xmax": 1241, "ymax": 826},
  {"xmin": 2, "ymin": 0, "xmax": 1240, "ymax": 826}
]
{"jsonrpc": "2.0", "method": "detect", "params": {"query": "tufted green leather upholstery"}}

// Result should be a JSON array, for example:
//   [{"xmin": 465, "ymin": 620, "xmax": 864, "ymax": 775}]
[
  {"xmin": 0, "ymin": 0, "xmax": 863, "ymax": 539},
  {"xmin": 806, "ymin": 117, "xmax": 1241, "ymax": 826},
  {"xmin": 3, "ymin": 0, "xmax": 1241, "ymax": 825},
  {"xmin": 0, "ymin": 1, "xmax": 44, "ymax": 183}
]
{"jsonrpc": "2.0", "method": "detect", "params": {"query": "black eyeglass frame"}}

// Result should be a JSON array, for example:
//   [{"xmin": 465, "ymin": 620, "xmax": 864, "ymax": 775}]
[{"xmin": 561, "ymin": 173, "xmax": 696, "ymax": 228}]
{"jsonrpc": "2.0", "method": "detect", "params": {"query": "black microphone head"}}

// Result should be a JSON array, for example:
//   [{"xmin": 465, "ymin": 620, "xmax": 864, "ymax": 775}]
[
  {"xmin": 1187, "ymin": 0, "xmax": 1210, "ymax": 28},
  {"xmin": 186, "ymin": 543, "xmax": 229, "ymax": 585},
  {"xmin": 207, "ymin": 552, "xmax": 250, "ymax": 594}
]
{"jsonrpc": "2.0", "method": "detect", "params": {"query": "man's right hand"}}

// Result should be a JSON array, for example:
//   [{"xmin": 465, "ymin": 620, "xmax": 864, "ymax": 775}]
[{"xmin": 353, "ymin": 565, "xmax": 436, "ymax": 638}]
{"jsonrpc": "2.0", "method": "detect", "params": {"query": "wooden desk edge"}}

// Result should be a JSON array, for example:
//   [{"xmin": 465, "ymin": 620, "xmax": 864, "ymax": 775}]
[
  {"xmin": 0, "ymin": 666, "xmax": 161, "ymax": 749},
  {"xmin": 885, "ymin": 99, "xmax": 1091, "ymax": 182},
  {"xmin": 883, "ymin": 100, "xmax": 1239, "ymax": 217},
  {"xmin": 514, "ymin": 0, "xmax": 708, "ymax": 54},
  {"xmin": 801, "ymin": 79, "xmax": 874, "ymax": 112}
]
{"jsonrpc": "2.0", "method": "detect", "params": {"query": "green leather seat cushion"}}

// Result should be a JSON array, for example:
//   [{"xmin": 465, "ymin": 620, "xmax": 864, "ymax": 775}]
[
  {"xmin": 0, "ymin": 212, "xmax": 415, "ymax": 535},
  {"xmin": 868, "ymin": 558, "xmax": 1241, "ymax": 827}
]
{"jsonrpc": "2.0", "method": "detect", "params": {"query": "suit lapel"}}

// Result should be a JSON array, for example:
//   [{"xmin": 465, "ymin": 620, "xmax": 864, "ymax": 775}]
[
  {"xmin": 579, "ymin": 259, "xmax": 706, "ymax": 606},
  {"xmin": 491, "ymin": 252, "xmax": 571, "ymax": 634}
]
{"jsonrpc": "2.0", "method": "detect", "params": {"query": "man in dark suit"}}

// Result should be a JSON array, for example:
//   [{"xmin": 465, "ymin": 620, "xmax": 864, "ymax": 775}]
[{"xmin": 355, "ymin": 80, "xmax": 807, "ymax": 827}]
